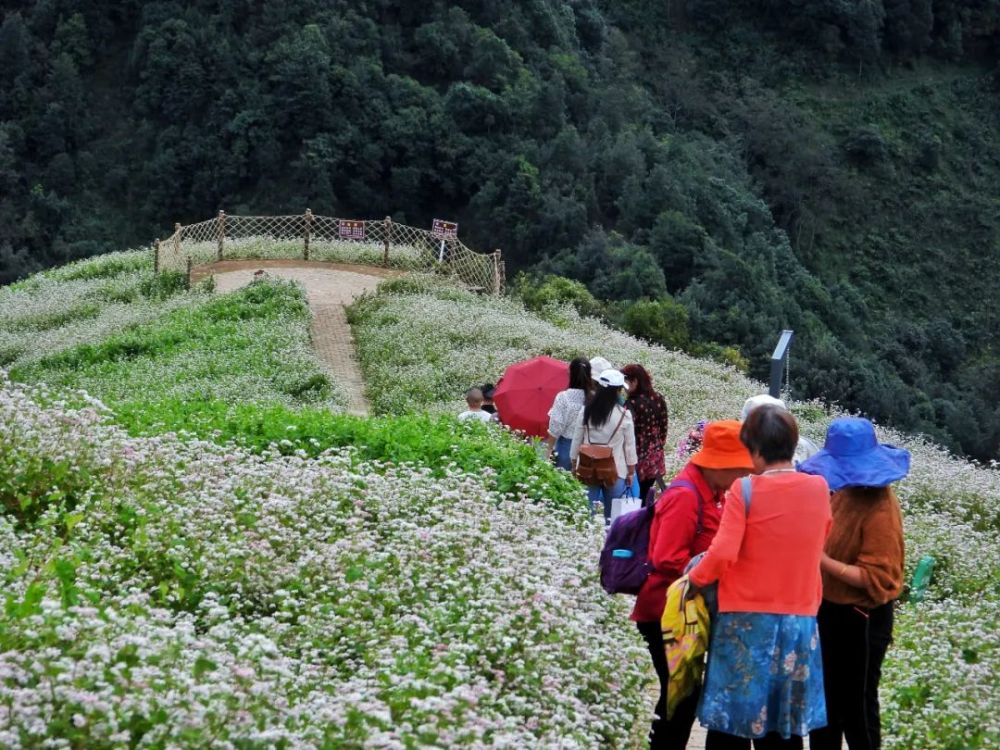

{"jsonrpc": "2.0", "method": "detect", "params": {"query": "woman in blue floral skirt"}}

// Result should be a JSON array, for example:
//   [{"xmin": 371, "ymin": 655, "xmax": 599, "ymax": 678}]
[{"xmin": 688, "ymin": 406, "xmax": 832, "ymax": 749}]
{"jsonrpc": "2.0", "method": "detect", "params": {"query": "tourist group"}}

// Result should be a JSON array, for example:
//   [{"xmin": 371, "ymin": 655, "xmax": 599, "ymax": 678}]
[{"xmin": 464, "ymin": 356, "xmax": 910, "ymax": 750}]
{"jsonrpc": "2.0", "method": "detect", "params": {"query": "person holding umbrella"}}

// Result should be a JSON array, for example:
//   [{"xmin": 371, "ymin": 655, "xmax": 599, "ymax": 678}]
[
  {"xmin": 569, "ymin": 369, "xmax": 637, "ymax": 523},
  {"xmin": 545, "ymin": 356, "xmax": 592, "ymax": 470}
]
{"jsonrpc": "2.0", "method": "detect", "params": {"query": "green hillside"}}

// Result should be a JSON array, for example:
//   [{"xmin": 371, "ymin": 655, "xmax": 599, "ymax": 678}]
[
  {"xmin": 2, "ymin": 255, "xmax": 997, "ymax": 747},
  {"xmin": 2, "ymin": 1, "xmax": 999, "ymax": 459}
]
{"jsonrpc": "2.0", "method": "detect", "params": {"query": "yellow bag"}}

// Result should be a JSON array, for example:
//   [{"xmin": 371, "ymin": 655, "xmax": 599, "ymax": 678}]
[{"xmin": 660, "ymin": 575, "xmax": 711, "ymax": 719}]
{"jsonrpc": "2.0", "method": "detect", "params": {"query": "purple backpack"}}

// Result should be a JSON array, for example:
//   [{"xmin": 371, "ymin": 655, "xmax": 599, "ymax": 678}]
[{"xmin": 599, "ymin": 479, "xmax": 702, "ymax": 595}]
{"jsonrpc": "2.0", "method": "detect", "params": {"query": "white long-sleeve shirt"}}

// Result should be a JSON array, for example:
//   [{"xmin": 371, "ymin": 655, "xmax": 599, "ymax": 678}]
[{"xmin": 569, "ymin": 406, "xmax": 638, "ymax": 480}]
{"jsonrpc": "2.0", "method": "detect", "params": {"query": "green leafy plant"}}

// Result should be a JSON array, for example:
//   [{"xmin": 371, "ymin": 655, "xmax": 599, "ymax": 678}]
[{"xmin": 111, "ymin": 398, "xmax": 586, "ymax": 514}]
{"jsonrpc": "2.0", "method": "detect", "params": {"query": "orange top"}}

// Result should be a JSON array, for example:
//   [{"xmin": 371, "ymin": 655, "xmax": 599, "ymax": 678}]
[{"xmin": 688, "ymin": 472, "xmax": 832, "ymax": 616}]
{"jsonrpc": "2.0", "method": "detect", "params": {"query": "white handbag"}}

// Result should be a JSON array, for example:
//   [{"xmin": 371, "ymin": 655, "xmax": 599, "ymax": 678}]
[{"xmin": 610, "ymin": 491, "xmax": 642, "ymax": 524}]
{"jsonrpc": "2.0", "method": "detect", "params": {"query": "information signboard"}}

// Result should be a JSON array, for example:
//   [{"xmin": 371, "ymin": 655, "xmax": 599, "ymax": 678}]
[
  {"xmin": 431, "ymin": 219, "xmax": 458, "ymax": 240},
  {"xmin": 338, "ymin": 220, "xmax": 366, "ymax": 240}
]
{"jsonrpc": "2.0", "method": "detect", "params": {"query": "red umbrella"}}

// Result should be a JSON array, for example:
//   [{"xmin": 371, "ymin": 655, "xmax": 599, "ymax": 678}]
[{"xmin": 493, "ymin": 356, "xmax": 569, "ymax": 438}]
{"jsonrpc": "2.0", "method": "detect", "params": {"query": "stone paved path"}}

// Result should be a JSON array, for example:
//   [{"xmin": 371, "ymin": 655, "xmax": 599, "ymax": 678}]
[
  {"xmin": 198, "ymin": 260, "xmax": 400, "ymax": 416},
  {"xmin": 634, "ymin": 682, "xmax": 830, "ymax": 749}
]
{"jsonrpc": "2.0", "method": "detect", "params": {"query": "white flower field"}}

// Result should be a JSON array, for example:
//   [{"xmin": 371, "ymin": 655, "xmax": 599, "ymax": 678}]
[
  {"xmin": 0, "ymin": 374, "xmax": 644, "ymax": 748},
  {"xmin": 349, "ymin": 277, "xmax": 1000, "ymax": 749},
  {"xmin": 1, "ymin": 256, "xmax": 997, "ymax": 748}
]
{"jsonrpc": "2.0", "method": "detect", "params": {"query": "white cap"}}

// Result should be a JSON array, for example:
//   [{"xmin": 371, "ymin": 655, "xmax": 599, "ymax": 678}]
[
  {"xmin": 596, "ymin": 369, "xmax": 626, "ymax": 388},
  {"xmin": 740, "ymin": 394, "xmax": 787, "ymax": 421},
  {"xmin": 589, "ymin": 356, "xmax": 614, "ymax": 380}
]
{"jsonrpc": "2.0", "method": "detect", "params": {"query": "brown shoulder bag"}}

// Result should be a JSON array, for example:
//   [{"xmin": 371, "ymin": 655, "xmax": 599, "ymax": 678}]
[{"xmin": 574, "ymin": 409, "xmax": 627, "ymax": 488}]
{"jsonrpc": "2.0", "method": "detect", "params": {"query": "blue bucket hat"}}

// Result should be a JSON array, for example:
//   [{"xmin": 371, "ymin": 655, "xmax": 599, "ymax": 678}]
[{"xmin": 798, "ymin": 417, "xmax": 910, "ymax": 491}]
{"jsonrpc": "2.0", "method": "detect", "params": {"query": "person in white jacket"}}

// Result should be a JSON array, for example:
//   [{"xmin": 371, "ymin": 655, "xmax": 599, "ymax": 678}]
[{"xmin": 570, "ymin": 369, "xmax": 638, "ymax": 523}]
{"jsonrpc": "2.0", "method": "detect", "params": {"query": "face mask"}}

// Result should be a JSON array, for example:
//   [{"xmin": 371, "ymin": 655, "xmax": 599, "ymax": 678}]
[{"xmin": 617, "ymin": 392, "xmax": 627, "ymax": 406}]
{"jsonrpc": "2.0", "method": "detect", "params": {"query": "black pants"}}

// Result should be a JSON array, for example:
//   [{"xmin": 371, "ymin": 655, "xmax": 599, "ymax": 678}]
[
  {"xmin": 809, "ymin": 600, "xmax": 894, "ymax": 750},
  {"xmin": 705, "ymin": 730, "xmax": 802, "ymax": 749},
  {"xmin": 636, "ymin": 620, "xmax": 700, "ymax": 749},
  {"xmin": 639, "ymin": 477, "xmax": 659, "ymax": 505}
]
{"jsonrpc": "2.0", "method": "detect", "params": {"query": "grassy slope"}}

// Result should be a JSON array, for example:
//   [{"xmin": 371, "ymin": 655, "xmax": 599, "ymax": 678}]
[
  {"xmin": 0, "ymin": 254, "xmax": 581, "ymax": 513},
  {"xmin": 2, "ymin": 256, "xmax": 997, "ymax": 747},
  {"xmin": 349, "ymin": 276, "xmax": 1000, "ymax": 749},
  {"xmin": 0, "ymin": 257, "xmax": 639, "ymax": 748},
  {"xmin": 1, "ymin": 251, "xmax": 346, "ymax": 410}
]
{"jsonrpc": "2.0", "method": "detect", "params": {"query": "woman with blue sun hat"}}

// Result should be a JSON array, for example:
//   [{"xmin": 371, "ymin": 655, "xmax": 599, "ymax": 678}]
[{"xmin": 798, "ymin": 417, "xmax": 910, "ymax": 750}]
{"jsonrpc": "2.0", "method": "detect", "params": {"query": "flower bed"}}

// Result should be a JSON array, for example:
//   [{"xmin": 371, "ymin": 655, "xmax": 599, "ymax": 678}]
[
  {"xmin": 0, "ymin": 251, "xmax": 195, "ymax": 369},
  {"xmin": 111, "ymin": 398, "xmax": 586, "ymax": 514},
  {"xmin": 0, "ymin": 375, "xmax": 644, "ymax": 748},
  {"xmin": 6, "ymin": 273, "xmax": 346, "ymax": 410}
]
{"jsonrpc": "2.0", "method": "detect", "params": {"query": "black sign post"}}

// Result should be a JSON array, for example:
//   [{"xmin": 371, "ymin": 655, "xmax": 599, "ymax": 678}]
[{"xmin": 769, "ymin": 330, "xmax": 794, "ymax": 399}]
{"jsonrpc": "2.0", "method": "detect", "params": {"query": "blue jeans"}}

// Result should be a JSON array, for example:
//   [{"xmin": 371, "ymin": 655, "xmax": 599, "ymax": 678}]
[
  {"xmin": 554, "ymin": 436, "xmax": 573, "ymax": 471},
  {"xmin": 587, "ymin": 478, "xmax": 626, "ymax": 524}
]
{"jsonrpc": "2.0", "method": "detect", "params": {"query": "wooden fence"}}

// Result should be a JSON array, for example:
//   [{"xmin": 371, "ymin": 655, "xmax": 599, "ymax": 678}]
[{"xmin": 154, "ymin": 211, "xmax": 505, "ymax": 294}]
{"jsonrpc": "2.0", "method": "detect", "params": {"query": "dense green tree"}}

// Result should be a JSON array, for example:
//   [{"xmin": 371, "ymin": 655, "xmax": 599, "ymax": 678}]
[{"xmin": 0, "ymin": 0, "xmax": 998, "ymax": 459}]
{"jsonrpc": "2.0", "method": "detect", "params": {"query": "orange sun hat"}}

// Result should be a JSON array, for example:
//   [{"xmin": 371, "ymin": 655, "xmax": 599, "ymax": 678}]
[{"xmin": 690, "ymin": 420, "xmax": 754, "ymax": 470}]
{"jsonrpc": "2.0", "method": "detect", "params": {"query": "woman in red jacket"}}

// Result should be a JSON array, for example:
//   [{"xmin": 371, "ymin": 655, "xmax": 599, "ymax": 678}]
[
  {"xmin": 689, "ymin": 406, "xmax": 832, "ymax": 749},
  {"xmin": 632, "ymin": 420, "xmax": 754, "ymax": 750}
]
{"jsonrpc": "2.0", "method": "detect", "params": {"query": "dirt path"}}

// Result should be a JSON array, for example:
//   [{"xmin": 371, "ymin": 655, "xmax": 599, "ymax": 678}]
[{"xmin": 199, "ymin": 260, "xmax": 400, "ymax": 416}]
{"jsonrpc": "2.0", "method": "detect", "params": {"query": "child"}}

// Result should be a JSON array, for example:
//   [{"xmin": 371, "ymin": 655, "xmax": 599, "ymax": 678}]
[
  {"xmin": 480, "ymin": 383, "xmax": 497, "ymax": 415},
  {"xmin": 458, "ymin": 388, "xmax": 494, "ymax": 423}
]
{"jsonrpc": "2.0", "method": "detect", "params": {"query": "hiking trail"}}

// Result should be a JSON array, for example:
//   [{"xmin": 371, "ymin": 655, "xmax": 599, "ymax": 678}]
[{"xmin": 197, "ymin": 260, "xmax": 400, "ymax": 416}]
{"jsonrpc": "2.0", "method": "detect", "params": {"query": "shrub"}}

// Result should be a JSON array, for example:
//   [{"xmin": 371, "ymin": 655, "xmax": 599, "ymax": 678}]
[
  {"xmin": 620, "ymin": 296, "xmax": 691, "ymax": 351},
  {"xmin": 514, "ymin": 272, "xmax": 605, "ymax": 319},
  {"xmin": 843, "ymin": 124, "xmax": 890, "ymax": 165}
]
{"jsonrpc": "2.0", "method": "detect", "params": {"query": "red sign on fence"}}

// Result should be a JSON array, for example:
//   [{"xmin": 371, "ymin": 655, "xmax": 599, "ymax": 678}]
[
  {"xmin": 431, "ymin": 219, "xmax": 458, "ymax": 240},
  {"xmin": 339, "ymin": 220, "xmax": 366, "ymax": 240}
]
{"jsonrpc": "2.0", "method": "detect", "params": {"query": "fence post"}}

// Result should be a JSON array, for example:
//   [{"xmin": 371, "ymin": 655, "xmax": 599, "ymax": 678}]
[
  {"xmin": 492, "ymin": 250, "xmax": 503, "ymax": 295},
  {"xmin": 153, "ymin": 239, "xmax": 160, "ymax": 274},
  {"xmin": 173, "ymin": 223, "xmax": 182, "ymax": 261},
  {"xmin": 217, "ymin": 210, "xmax": 226, "ymax": 261},
  {"xmin": 382, "ymin": 216, "xmax": 392, "ymax": 266},
  {"xmin": 303, "ymin": 208, "xmax": 313, "ymax": 261},
  {"xmin": 186, "ymin": 256, "xmax": 193, "ymax": 289}
]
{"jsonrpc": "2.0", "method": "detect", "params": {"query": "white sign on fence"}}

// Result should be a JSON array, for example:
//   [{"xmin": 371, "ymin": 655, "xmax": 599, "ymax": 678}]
[{"xmin": 432, "ymin": 219, "xmax": 458, "ymax": 262}]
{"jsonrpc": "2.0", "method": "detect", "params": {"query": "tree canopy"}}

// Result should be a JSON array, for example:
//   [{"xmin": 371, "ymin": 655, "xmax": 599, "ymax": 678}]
[{"xmin": 1, "ymin": 0, "xmax": 999, "ymax": 459}]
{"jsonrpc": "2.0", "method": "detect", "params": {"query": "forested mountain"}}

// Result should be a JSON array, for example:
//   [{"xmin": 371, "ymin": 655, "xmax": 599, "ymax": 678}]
[{"xmin": 2, "ymin": 1, "xmax": 999, "ymax": 460}]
